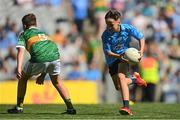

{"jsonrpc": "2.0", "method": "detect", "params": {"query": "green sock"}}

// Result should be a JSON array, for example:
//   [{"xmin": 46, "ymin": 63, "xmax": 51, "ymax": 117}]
[
  {"xmin": 17, "ymin": 97, "xmax": 24, "ymax": 108},
  {"xmin": 65, "ymin": 99, "xmax": 74, "ymax": 109}
]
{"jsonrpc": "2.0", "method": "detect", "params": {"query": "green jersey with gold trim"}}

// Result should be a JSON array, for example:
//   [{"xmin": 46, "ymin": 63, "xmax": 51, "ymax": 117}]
[{"xmin": 16, "ymin": 27, "xmax": 60, "ymax": 63}]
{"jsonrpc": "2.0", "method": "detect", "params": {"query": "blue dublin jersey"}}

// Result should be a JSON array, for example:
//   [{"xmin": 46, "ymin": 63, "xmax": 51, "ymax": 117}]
[{"xmin": 101, "ymin": 24, "xmax": 144, "ymax": 66}]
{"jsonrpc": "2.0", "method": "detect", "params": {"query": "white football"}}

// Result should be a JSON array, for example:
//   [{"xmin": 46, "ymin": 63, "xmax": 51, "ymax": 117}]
[{"xmin": 124, "ymin": 48, "xmax": 141, "ymax": 63}]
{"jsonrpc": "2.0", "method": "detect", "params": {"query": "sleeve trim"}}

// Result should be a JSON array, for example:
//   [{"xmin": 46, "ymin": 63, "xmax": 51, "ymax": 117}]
[{"xmin": 16, "ymin": 45, "xmax": 25, "ymax": 49}]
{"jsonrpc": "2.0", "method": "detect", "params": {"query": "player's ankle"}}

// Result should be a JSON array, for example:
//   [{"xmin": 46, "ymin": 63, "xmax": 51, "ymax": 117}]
[
  {"xmin": 123, "ymin": 100, "xmax": 129, "ymax": 108},
  {"xmin": 17, "ymin": 103, "xmax": 23, "ymax": 108},
  {"xmin": 65, "ymin": 99, "xmax": 74, "ymax": 109}
]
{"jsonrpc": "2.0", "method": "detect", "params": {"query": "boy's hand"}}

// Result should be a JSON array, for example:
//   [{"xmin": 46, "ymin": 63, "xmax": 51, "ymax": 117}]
[
  {"xmin": 120, "ymin": 54, "xmax": 129, "ymax": 63},
  {"xmin": 16, "ymin": 68, "xmax": 22, "ymax": 80},
  {"xmin": 138, "ymin": 50, "xmax": 143, "ymax": 61},
  {"xmin": 36, "ymin": 73, "xmax": 46, "ymax": 85}
]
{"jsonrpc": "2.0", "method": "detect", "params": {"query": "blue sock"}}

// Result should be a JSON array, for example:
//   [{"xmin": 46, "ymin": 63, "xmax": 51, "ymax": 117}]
[
  {"xmin": 131, "ymin": 76, "xmax": 136, "ymax": 84},
  {"xmin": 123, "ymin": 100, "xmax": 129, "ymax": 108}
]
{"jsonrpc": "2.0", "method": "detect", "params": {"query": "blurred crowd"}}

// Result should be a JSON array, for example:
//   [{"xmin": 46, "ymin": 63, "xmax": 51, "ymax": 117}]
[{"xmin": 0, "ymin": 0, "xmax": 179, "ymax": 103}]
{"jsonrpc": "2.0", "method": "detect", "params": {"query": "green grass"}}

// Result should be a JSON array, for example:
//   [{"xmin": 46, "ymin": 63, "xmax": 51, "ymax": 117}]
[{"xmin": 0, "ymin": 103, "xmax": 180, "ymax": 119}]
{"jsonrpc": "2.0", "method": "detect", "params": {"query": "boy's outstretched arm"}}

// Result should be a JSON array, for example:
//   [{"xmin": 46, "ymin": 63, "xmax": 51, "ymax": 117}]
[
  {"xmin": 139, "ymin": 38, "xmax": 145, "ymax": 58},
  {"xmin": 16, "ymin": 47, "xmax": 25, "ymax": 80}
]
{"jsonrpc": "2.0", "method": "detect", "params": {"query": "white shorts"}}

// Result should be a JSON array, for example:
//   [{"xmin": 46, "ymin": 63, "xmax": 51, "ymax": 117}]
[{"xmin": 23, "ymin": 59, "xmax": 60, "ymax": 77}]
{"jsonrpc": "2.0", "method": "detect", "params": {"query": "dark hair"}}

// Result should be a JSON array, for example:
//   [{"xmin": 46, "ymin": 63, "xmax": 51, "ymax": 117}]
[
  {"xmin": 105, "ymin": 9, "xmax": 122, "ymax": 20},
  {"xmin": 22, "ymin": 13, "xmax": 36, "ymax": 27}
]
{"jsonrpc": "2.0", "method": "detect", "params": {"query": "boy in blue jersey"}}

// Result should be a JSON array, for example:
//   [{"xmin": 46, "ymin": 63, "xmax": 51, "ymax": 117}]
[{"xmin": 101, "ymin": 9, "xmax": 147, "ymax": 115}]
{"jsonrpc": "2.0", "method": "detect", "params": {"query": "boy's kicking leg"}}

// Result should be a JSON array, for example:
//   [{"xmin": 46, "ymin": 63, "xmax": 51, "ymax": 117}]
[
  {"xmin": 49, "ymin": 74, "xmax": 76, "ymax": 114},
  {"xmin": 7, "ymin": 72, "xmax": 30, "ymax": 113},
  {"xmin": 112, "ymin": 73, "xmax": 133, "ymax": 116},
  {"xmin": 111, "ymin": 63, "xmax": 147, "ymax": 115}
]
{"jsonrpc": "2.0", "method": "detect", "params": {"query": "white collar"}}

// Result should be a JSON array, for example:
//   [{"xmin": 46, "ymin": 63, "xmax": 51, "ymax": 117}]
[{"xmin": 29, "ymin": 26, "xmax": 37, "ymax": 29}]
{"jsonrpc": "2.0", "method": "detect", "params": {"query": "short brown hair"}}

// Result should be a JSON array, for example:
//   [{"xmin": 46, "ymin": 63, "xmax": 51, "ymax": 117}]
[
  {"xmin": 22, "ymin": 13, "xmax": 37, "ymax": 27},
  {"xmin": 105, "ymin": 9, "xmax": 122, "ymax": 20}
]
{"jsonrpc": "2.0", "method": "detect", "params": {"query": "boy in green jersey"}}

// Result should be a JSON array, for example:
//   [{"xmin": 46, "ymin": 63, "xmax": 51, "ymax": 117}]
[{"xmin": 7, "ymin": 13, "xmax": 76, "ymax": 114}]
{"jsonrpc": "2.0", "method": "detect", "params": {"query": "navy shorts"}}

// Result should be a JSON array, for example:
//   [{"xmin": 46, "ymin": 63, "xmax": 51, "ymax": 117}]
[{"xmin": 108, "ymin": 59, "xmax": 129, "ymax": 76}]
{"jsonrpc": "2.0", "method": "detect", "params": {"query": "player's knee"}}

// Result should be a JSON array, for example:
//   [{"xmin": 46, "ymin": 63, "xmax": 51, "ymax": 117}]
[
  {"xmin": 117, "ymin": 73, "xmax": 128, "ymax": 85},
  {"xmin": 49, "ymin": 75, "xmax": 59, "ymax": 86},
  {"xmin": 51, "ymin": 79, "xmax": 58, "ymax": 86},
  {"xmin": 117, "ymin": 73, "xmax": 125, "ymax": 81},
  {"xmin": 20, "ymin": 73, "xmax": 30, "ymax": 81}
]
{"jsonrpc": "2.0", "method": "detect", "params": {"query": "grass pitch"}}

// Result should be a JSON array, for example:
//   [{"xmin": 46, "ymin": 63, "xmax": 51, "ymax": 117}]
[{"xmin": 0, "ymin": 103, "xmax": 180, "ymax": 119}]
